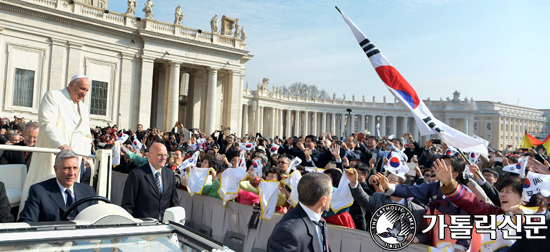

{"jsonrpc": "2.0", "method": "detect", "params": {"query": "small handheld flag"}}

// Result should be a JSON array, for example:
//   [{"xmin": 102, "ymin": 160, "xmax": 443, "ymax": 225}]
[
  {"xmin": 287, "ymin": 157, "xmax": 302, "ymax": 174},
  {"xmin": 383, "ymin": 154, "xmax": 409, "ymax": 179},
  {"xmin": 445, "ymin": 146, "xmax": 458, "ymax": 156},
  {"xmin": 237, "ymin": 150, "xmax": 247, "ymax": 170},
  {"xmin": 131, "ymin": 135, "xmax": 142, "ymax": 151},
  {"xmin": 118, "ymin": 132, "xmax": 129, "ymax": 143},
  {"xmin": 503, "ymin": 158, "xmax": 528, "ymax": 178},
  {"xmin": 253, "ymin": 159, "xmax": 263, "ymax": 178},
  {"xmin": 239, "ymin": 142, "xmax": 256, "ymax": 151},
  {"xmin": 179, "ymin": 151, "xmax": 200, "ymax": 173},
  {"xmin": 522, "ymin": 171, "xmax": 550, "ymax": 201},
  {"xmin": 269, "ymin": 144, "xmax": 280, "ymax": 155}
]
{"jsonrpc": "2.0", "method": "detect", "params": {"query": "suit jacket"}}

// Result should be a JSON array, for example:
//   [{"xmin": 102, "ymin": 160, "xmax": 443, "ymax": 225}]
[
  {"xmin": 121, "ymin": 164, "xmax": 180, "ymax": 220},
  {"xmin": 21, "ymin": 88, "xmax": 93, "ymax": 214},
  {"xmin": 350, "ymin": 184, "xmax": 430, "ymax": 244},
  {"xmin": 267, "ymin": 204, "xmax": 328, "ymax": 252},
  {"xmin": 18, "ymin": 178, "xmax": 96, "ymax": 222},
  {"xmin": 0, "ymin": 181, "xmax": 14, "ymax": 223},
  {"xmin": 0, "ymin": 141, "xmax": 33, "ymax": 170}
]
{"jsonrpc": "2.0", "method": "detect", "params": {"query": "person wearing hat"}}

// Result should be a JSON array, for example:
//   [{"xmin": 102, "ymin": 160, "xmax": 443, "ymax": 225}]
[{"xmin": 20, "ymin": 74, "xmax": 93, "ymax": 217}]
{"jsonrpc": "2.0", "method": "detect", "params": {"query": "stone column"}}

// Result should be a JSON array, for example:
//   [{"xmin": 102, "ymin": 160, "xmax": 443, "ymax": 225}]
[
  {"xmin": 391, "ymin": 116, "xmax": 397, "ymax": 136},
  {"xmin": 321, "ymin": 113, "xmax": 327, "ymax": 134},
  {"xmin": 400, "ymin": 116, "xmax": 407, "ymax": 136},
  {"xmin": 279, "ymin": 109, "xmax": 284, "ymax": 137},
  {"xmin": 380, "ymin": 116, "xmax": 386, "ymax": 137},
  {"xmin": 259, "ymin": 106, "xmax": 264, "ymax": 134},
  {"xmin": 463, "ymin": 118, "xmax": 469, "ymax": 135},
  {"xmin": 139, "ymin": 56, "xmax": 155, "ymax": 128},
  {"xmin": 350, "ymin": 114, "xmax": 355, "ymax": 135},
  {"xmin": 205, "ymin": 68, "xmax": 219, "ymax": 134},
  {"xmin": 368, "ymin": 115, "xmax": 375, "ymax": 135},
  {"xmin": 295, "ymin": 111, "xmax": 301, "ymax": 136},
  {"xmin": 271, "ymin": 108, "xmax": 276, "ymax": 138},
  {"xmin": 330, "ymin": 113, "xmax": 336, "ymax": 134},
  {"xmin": 411, "ymin": 118, "xmax": 419, "ymax": 142},
  {"xmin": 358, "ymin": 114, "xmax": 365, "ymax": 132},
  {"xmin": 242, "ymin": 104, "xmax": 249, "ymax": 136},
  {"xmin": 304, "ymin": 112, "xmax": 309, "ymax": 135},
  {"xmin": 286, "ymin": 110, "xmax": 291, "ymax": 137},
  {"xmin": 312, "ymin": 112, "xmax": 318, "ymax": 136},
  {"xmin": 118, "ymin": 53, "xmax": 134, "ymax": 129},
  {"xmin": 166, "ymin": 61, "xmax": 181, "ymax": 131},
  {"xmin": 340, "ymin": 114, "xmax": 345, "ymax": 137}
]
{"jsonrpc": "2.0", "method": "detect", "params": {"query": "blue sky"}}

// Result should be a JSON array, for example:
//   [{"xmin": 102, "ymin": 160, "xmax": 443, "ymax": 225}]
[{"xmin": 108, "ymin": 0, "xmax": 549, "ymax": 109}]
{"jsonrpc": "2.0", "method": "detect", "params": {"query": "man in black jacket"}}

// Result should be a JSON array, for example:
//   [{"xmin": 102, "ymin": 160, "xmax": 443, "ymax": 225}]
[
  {"xmin": 121, "ymin": 143, "xmax": 180, "ymax": 220},
  {"xmin": 0, "ymin": 181, "xmax": 14, "ymax": 223},
  {"xmin": 0, "ymin": 122, "xmax": 39, "ymax": 170},
  {"xmin": 267, "ymin": 172, "xmax": 332, "ymax": 252}
]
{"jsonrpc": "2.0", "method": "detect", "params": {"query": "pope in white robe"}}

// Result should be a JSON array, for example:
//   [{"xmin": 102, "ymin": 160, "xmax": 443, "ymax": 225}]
[{"xmin": 19, "ymin": 74, "xmax": 93, "ymax": 215}]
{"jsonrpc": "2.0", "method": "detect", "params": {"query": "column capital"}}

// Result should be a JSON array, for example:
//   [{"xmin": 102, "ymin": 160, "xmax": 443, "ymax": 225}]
[
  {"xmin": 50, "ymin": 38, "xmax": 66, "ymax": 46},
  {"xmin": 140, "ymin": 55, "xmax": 155, "ymax": 63},
  {"xmin": 68, "ymin": 41, "xmax": 83, "ymax": 49},
  {"xmin": 120, "ymin": 52, "xmax": 135, "ymax": 60},
  {"xmin": 207, "ymin": 66, "xmax": 220, "ymax": 72},
  {"xmin": 168, "ymin": 60, "xmax": 183, "ymax": 66}
]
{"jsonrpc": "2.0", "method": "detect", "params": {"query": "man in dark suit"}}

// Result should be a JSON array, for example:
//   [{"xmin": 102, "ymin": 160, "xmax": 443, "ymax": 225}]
[
  {"xmin": 267, "ymin": 172, "xmax": 333, "ymax": 252},
  {"xmin": 18, "ymin": 150, "xmax": 96, "ymax": 222},
  {"xmin": 0, "ymin": 122, "xmax": 39, "ymax": 170},
  {"xmin": 0, "ymin": 181, "xmax": 14, "ymax": 223},
  {"xmin": 121, "ymin": 142, "xmax": 180, "ymax": 221}
]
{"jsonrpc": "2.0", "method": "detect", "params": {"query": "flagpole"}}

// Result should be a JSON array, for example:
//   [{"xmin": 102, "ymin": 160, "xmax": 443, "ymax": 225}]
[{"xmin": 456, "ymin": 148, "xmax": 485, "ymax": 182}]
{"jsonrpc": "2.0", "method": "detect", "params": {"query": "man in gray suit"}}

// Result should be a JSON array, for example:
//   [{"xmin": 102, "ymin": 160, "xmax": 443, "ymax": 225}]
[{"xmin": 344, "ymin": 169, "xmax": 430, "ymax": 244}]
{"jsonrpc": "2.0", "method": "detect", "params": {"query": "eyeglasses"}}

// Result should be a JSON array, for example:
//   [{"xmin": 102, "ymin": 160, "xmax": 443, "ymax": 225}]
[
  {"xmin": 154, "ymin": 154, "xmax": 169, "ymax": 159},
  {"xmin": 277, "ymin": 161, "xmax": 288, "ymax": 165}
]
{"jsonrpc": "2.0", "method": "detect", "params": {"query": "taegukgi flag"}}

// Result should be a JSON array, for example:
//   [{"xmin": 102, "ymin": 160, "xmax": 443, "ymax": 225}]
[
  {"xmin": 337, "ymin": 7, "xmax": 487, "ymax": 156},
  {"xmin": 502, "ymin": 157, "xmax": 528, "ymax": 178},
  {"xmin": 237, "ymin": 150, "xmax": 247, "ymax": 170},
  {"xmin": 131, "ymin": 135, "xmax": 142, "ymax": 151}
]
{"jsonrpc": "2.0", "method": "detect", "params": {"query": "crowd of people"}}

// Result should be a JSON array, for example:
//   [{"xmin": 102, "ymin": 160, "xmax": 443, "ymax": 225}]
[
  {"xmin": 1, "ymin": 74, "xmax": 550, "ymax": 252},
  {"xmin": 77, "ymin": 120, "xmax": 549, "ymax": 251},
  {"xmin": 2, "ymin": 113, "xmax": 550, "ymax": 251}
]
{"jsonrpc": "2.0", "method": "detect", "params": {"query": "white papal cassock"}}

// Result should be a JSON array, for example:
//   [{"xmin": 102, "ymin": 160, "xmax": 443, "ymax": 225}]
[{"xmin": 19, "ymin": 86, "xmax": 93, "ymax": 215}]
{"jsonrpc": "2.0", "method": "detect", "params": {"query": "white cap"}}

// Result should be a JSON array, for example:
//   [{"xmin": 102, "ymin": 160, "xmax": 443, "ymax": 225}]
[{"xmin": 70, "ymin": 74, "xmax": 88, "ymax": 83}]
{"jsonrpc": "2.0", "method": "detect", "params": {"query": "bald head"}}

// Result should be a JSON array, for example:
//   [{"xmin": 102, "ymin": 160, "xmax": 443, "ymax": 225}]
[{"xmin": 149, "ymin": 142, "xmax": 168, "ymax": 170}]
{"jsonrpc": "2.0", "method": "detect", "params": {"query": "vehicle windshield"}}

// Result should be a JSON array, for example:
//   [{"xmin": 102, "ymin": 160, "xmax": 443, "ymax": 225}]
[{"xmin": 0, "ymin": 232, "xmax": 209, "ymax": 252}]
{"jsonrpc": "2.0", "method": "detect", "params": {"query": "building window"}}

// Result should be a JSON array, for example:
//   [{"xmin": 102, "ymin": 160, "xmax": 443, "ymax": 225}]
[
  {"xmin": 516, "ymin": 125, "xmax": 518, "ymax": 132},
  {"xmin": 485, "ymin": 134, "xmax": 492, "ymax": 140},
  {"xmin": 99, "ymin": 0, "xmax": 105, "ymax": 8},
  {"xmin": 90, "ymin": 80, "xmax": 108, "ymax": 116},
  {"xmin": 506, "ymin": 124, "xmax": 508, "ymax": 131},
  {"xmin": 13, "ymin": 68, "xmax": 35, "ymax": 108},
  {"xmin": 501, "ymin": 124, "xmax": 503, "ymax": 131},
  {"xmin": 486, "ymin": 122, "xmax": 492, "ymax": 131},
  {"xmin": 486, "ymin": 117, "xmax": 491, "ymax": 120},
  {"xmin": 474, "ymin": 122, "xmax": 478, "ymax": 131}
]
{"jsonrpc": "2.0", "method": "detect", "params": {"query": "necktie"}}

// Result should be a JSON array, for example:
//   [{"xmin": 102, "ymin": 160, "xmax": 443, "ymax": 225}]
[
  {"xmin": 313, "ymin": 219, "xmax": 329, "ymax": 252},
  {"xmin": 65, "ymin": 189, "xmax": 76, "ymax": 217},
  {"xmin": 155, "ymin": 171, "xmax": 163, "ymax": 196}
]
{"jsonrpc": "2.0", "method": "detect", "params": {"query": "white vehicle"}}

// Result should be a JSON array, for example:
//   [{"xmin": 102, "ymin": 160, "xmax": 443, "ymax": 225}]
[{"xmin": 0, "ymin": 145, "xmax": 234, "ymax": 252}]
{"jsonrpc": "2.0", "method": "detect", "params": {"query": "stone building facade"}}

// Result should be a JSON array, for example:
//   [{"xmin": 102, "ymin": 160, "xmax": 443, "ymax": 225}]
[
  {"xmin": 0, "ymin": 0, "xmax": 251, "ymax": 134},
  {"xmin": 242, "ymin": 85, "xmax": 477, "ymax": 144},
  {"xmin": 474, "ymin": 101, "xmax": 547, "ymax": 149}
]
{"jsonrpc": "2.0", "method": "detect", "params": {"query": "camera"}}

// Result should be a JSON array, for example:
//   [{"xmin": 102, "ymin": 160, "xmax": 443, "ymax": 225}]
[{"xmin": 432, "ymin": 139, "xmax": 442, "ymax": 144}]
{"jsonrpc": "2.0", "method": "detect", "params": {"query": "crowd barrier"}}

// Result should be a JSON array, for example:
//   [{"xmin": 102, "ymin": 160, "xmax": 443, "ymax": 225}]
[{"xmin": 112, "ymin": 171, "xmax": 430, "ymax": 252}]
